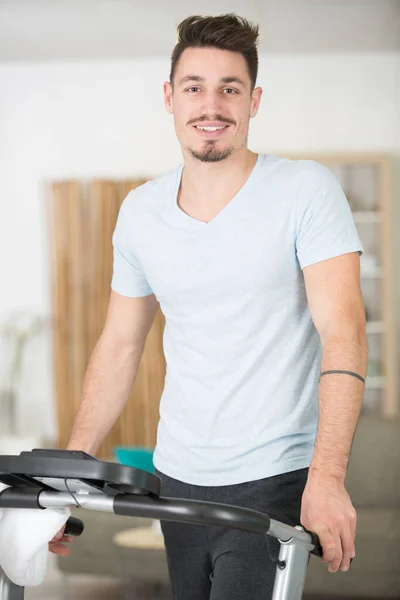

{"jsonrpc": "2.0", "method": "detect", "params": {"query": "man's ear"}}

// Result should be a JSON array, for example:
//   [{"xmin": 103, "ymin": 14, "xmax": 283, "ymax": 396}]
[
  {"xmin": 164, "ymin": 81, "xmax": 174, "ymax": 114},
  {"xmin": 250, "ymin": 86, "xmax": 263, "ymax": 118}
]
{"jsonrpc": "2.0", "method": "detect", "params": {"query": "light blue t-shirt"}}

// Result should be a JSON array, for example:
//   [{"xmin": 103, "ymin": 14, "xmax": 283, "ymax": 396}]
[{"xmin": 111, "ymin": 154, "xmax": 363, "ymax": 485}]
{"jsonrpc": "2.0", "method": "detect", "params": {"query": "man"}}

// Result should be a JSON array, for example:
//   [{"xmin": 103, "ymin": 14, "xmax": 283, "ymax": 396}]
[{"xmin": 51, "ymin": 13, "xmax": 368, "ymax": 600}]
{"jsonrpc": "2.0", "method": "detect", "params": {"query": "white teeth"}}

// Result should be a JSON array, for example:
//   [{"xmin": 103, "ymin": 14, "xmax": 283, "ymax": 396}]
[{"xmin": 196, "ymin": 126, "xmax": 226, "ymax": 131}]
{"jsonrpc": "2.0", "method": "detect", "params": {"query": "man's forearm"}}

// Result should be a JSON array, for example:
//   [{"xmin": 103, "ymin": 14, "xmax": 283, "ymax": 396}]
[
  {"xmin": 67, "ymin": 333, "xmax": 143, "ymax": 455},
  {"xmin": 309, "ymin": 329, "xmax": 368, "ymax": 482}
]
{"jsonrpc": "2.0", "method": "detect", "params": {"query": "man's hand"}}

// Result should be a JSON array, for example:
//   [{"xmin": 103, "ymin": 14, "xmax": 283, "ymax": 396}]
[
  {"xmin": 300, "ymin": 470, "xmax": 357, "ymax": 573},
  {"xmin": 48, "ymin": 524, "xmax": 74, "ymax": 557}
]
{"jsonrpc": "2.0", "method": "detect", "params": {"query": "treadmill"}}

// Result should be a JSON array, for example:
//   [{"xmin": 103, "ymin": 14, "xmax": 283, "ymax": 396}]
[{"xmin": 0, "ymin": 449, "xmax": 323, "ymax": 600}]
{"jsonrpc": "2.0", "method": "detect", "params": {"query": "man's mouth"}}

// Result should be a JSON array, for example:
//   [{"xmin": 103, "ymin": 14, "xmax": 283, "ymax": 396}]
[
  {"xmin": 195, "ymin": 125, "xmax": 229, "ymax": 131},
  {"xmin": 192, "ymin": 123, "xmax": 231, "ymax": 137}
]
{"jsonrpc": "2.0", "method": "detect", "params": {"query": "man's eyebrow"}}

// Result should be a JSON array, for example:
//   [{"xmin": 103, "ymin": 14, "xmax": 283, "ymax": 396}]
[
  {"xmin": 178, "ymin": 75, "xmax": 246, "ymax": 86},
  {"xmin": 220, "ymin": 76, "xmax": 246, "ymax": 86},
  {"xmin": 178, "ymin": 75, "xmax": 205, "ymax": 85}
]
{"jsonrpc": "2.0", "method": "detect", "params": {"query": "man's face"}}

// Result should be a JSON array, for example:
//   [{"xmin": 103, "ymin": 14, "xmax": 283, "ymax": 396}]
[{"xmin": 164, "ymin": 47, "xmax": 262, "ymax": 163}]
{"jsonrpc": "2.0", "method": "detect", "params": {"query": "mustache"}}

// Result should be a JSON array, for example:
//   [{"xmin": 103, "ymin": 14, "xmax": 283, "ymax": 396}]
[{"xmin": 187, "ymin": 115, "xmax": 236, "ymax": 126}]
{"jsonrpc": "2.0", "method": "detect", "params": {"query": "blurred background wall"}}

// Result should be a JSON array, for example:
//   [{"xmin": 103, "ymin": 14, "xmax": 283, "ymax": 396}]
[{"xmin": 0, "ymin": 0, "xmax": 399, "ymax": 442}]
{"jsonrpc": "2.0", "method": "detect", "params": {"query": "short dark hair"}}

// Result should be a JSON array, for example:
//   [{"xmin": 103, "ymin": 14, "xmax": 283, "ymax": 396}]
[{"xmin": 170, "ymin": 14, "xmax": 260, "ymax": 91}]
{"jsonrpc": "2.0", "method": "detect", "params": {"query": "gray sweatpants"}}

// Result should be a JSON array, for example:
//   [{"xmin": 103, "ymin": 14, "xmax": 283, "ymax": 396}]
[{"xmin": 154, "ymin": 466, "xmax": 308, "ymax": 600}]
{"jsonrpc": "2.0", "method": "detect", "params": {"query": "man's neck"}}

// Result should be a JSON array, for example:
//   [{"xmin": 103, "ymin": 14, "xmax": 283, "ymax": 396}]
[{"xmin": 180, "ymin": 149, "xmax": 258, "ymax": 209}]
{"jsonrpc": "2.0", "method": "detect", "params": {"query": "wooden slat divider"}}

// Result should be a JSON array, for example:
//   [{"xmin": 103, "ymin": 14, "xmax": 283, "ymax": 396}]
[{"xmin": 48, "ymin": 179, "xmax": 166, "ymax": 459}]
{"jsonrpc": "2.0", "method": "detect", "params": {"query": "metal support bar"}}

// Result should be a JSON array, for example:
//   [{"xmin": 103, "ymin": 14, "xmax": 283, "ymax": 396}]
[
  {"xmin": 0, "ymin": 567, "xmax": 24, "ymax": 600},
  {"xmin": 271, "ymin": 531, "xmax": 313, "ymax": 600},
  {"xmin": 39, "ymin": 492, "xmax": 114, "ymax": 513}
]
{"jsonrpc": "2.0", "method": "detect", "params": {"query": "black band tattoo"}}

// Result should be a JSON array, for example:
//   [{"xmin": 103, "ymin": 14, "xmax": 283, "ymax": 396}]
[{"xmin": 320, "ymin": 370, "xmax": 365, "ymax": 384}]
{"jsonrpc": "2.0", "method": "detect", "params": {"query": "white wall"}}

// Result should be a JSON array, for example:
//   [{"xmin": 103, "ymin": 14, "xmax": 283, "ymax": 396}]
[{"xmin": 0, "ymin": 52, "xmax": 399, "ymax": 440}]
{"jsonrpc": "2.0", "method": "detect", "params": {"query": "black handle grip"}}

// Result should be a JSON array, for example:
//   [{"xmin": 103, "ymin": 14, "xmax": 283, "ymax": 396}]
[
  {"xmin": 64, "ymin": 516, "xmax": 84, "ymax": 537},
  {"xmin": 306, "ymin": 530, "xmax": 323, "ymax": 558},
  {"xmin": 114, "ymin": 494, "xmax": 271, "ymax": 534}
]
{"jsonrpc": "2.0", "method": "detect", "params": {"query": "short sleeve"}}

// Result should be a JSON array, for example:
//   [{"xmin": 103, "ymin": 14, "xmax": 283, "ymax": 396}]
[
  {"xmin": 295, "ymin": 162, "xmax": 363, "ymax": 269},
  {"xmin": 111, "ymin": 196, "xmax": 153, "ymax": 298}
]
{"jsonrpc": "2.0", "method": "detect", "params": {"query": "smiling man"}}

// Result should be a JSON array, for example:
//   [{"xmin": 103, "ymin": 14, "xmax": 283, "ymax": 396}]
[{"xmin": 58, "ymin": 13, "xmax": 368, "ymax": 600}]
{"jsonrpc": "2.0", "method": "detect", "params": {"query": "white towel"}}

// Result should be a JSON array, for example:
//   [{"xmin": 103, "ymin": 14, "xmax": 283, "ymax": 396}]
[{"xmin": 0, "ymin": 484, "xmax": 70, "ymax": 587}]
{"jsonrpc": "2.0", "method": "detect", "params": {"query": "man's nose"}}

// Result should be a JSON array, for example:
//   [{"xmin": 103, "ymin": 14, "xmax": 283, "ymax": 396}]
[{"xmin": 199, "ymin": 91, "xmax": 224, "ymax": 115}]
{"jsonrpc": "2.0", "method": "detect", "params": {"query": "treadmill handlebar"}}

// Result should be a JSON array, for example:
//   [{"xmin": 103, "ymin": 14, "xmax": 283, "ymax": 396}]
[
  {"xmin": 0, "ymin": 487, "xmax": 323, "ymax": 558},
  {"xmin": 112, "ymin": 494, "xmax": 323, "ymax": 558},
  {"xmin": 114, "ymin": 493, "xmax": 271, "ymax": 533}
]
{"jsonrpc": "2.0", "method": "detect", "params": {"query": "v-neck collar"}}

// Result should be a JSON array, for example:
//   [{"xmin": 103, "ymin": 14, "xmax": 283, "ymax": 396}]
[{"xmin": 170, "ymin": 154, "xmax": 264, "ymax": 230}]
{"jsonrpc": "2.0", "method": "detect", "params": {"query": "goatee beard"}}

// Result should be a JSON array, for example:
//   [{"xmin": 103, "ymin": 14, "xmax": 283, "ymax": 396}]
[{"xmin": 189, "ymin": 143, "xmax": 233, "ymax": 163}]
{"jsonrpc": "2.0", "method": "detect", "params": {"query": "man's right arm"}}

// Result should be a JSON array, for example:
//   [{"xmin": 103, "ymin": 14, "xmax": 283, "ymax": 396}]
[{"xmin": 66, "ymin": 290, "xmax": 159, "ymax": 455}]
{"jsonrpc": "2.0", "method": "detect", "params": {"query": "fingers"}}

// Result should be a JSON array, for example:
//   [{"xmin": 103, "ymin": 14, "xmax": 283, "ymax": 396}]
[
  {"xmin": 317, "ymin": 518, "xmax": 356, "ymax": 573},
  {"xmin": 314, "ymin": 525, "xmax": 336, "ymax": 564},
  {"xmin": 327, "ymin": 527, "xmax": 343, "ymax": 573},
  {"xmin": 333, "ymin": 509, "xmax": 357, "ymax": 573},
  {"xmin": 339, "ymin": 521, "xmax": 356, "ymax": 572},
  {"xmin": 48, "ymin": 531, "xmax": 74, "ymax": 557},
  {"xmin": 49, "ymin": 542, "xmax": 71, "ymax": 557}
]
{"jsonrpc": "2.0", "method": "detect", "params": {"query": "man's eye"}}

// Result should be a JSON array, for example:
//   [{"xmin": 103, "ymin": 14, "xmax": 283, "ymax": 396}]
[
  {"xmin": 224, "ymin": 88, "xmax": 237, "ymax": 94},
  {"xmin": 187, "ymin": 87, "xmax": 200, "ymax": 92}
]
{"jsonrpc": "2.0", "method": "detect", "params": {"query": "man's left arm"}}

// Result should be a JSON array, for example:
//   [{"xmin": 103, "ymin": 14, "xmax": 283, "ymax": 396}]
[{"xmin": 301, "ymin": 251, "xmax": 368, "ymax": 574}]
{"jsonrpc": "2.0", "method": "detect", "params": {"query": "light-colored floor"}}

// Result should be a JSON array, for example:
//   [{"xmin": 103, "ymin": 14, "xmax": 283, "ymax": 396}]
[
  {"xmin": 22, "ymin": 555, "xmax": 374, "ymax": 600},
  {"xmin": 23, "ymin": 553, "xmax": 172, "ymax": 600},
  {"xmin": 25, "ymin": 576, "xmax": 125, "ymax": 600},
  {"xmin": 24, "ymin": 554, "xmax": 126, "ymax": 600}
]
